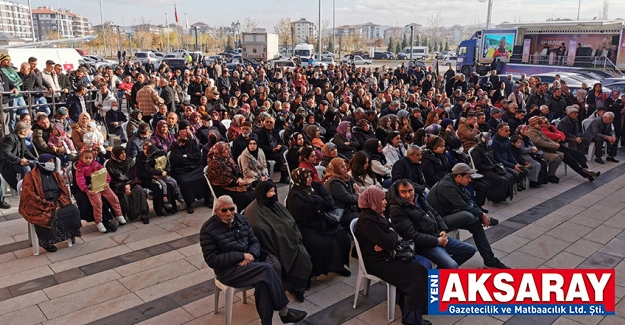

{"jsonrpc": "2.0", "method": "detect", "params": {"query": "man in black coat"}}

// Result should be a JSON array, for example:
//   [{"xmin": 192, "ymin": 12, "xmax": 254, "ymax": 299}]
[
  {"xmin": 526, "ymin": 83, "xmax": 547, "ymax": 109},
  {"xmin": 427, "ymin": 164, "xmax": 509, "ymax": 269},
  {"xmin": 256, "ymin": 116, "xmax": 289, "ymax": 183},
  {"xmin": 584, "ymin": 112, "xmax": 619, "ymax": 164},
  {"xmin": 557, "ymin": 106, "xmax": 584, "ymax": 151},
  {"xmin": 200, "ymin": 196, "xmax": 306, "ymax": 325},
  {"xmin": 158, "ymin": 78, "xmax": 176, "ymax": 112},
  {"xmin": 388, "ymin": 180, "xmax": 476, "ymax": 269},
  {"xmin": 546, "ymin": 88, "xmax": 567, "ymax": 119},
  {"xmin": 391, "ymin": 145, "xmax": 426, "ymax": 186},
  {"xmin": 0, "ymin": 122, "xmax": 37, "ymax": 191}
]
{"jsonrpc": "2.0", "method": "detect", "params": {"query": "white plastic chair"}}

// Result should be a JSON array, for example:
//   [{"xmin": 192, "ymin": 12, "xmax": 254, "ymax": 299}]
[
  {"xmin": 279, "ymin": 129, "xmax": 285, "ymax": 143},
  {"xmin": 221, "ymin": 119, "xmax": 232, "ymax": 129},
  {"xmin": 213, "ymin": 278, "xmax": 252, "ymax": 325},
  {"xmin": 467, "ymin": 147, "xmax": 476, "ymax": 169},
  {"xmin": 350, "ymin": 218, "xmax": 397, "ymax": 322},
  {"xmin": 315, "ymin": 165, "xmax": 326, "ymax": 179},
  {"xmin": 283, "ymin": 150, "xmax": 294, "ymax": 187},
  {"xmin": 18, "ymin": 180, "xmax": 73, "ymax": 256}
]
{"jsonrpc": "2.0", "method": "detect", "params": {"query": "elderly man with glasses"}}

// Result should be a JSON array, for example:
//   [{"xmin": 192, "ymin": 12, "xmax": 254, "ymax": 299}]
[{"xmin": 200, "ymin": 195, "xmax": 307, "ymax": 325}]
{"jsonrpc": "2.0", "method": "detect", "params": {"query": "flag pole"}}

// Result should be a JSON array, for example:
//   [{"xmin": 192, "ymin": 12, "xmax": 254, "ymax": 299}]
[{"xmin": 165, "ymin": 13, "xmax": 170, "ymax": 52}]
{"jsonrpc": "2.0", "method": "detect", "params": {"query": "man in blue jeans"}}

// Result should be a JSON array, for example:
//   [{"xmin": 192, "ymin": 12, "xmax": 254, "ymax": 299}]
[
  {"xmin": 388, "ymin": 179, "xmax": 477, "ymax": 269},
  {"xmin": 428, "ymin": 163, "xmax": 510, "ymax": 269}
]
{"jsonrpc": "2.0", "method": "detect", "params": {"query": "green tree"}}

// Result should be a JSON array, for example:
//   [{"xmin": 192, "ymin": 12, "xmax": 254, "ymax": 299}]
[
  {"xmin": 328, "ymin": 40, "xmax": 334, "ymax": 53},
  {"xmin": 387, "ymin": 37, "xmax": 394, "ymax": 52},
  {"xmin": 395, "ymin": 42, "xmax": 401, "ymax": 56},
  {"xmin": 424, "ymin": 37, "xmax": 429, "ymax": 51},
  {"xmin": 225, "ymin": 35, "xmax": 233, "ymax": 51},
  {"xmin": 444, "ymin": 39, "xmax": 449, "ymax": 51},
  {"xmin": 401, "ymin": 33, "xmax": 408, "ymax": 50}
]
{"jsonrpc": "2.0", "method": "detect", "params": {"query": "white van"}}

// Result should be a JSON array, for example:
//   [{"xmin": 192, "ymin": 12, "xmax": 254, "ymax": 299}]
[
  {"xmin": 294, "ymin": 43, "xmax": 314, "ymax": 60},
  {"xmin": 1, "ymin": 48, "xmax": 85, "ymax": 72},
  {"xmin": 402, "ymin": 46, "xmax": 429, "ymax": 60}
]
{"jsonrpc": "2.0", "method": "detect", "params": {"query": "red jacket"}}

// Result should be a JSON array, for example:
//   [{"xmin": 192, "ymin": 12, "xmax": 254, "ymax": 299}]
[{"xmin": 541, "ymin": 126, "xmax": 565, "ymax": 142}]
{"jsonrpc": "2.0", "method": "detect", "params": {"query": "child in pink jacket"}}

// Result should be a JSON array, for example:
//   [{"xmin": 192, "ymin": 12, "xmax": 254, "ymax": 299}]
[{"xmin": 75, "ymin": 147, "xmax": 126, "ymax": 232}]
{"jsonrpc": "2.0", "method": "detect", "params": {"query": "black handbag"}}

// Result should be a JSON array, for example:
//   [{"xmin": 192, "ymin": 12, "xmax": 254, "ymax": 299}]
[
  {"xmin": 389, "ymin": 239, "xmax": 415, "ymax": 262},
  {"xmin": 485, "ymin": 152, "xmax": 508, "ymax": 176},
  {"xmin": 323, "ymin": 208, "xmax": 344, "ymax": 226}
]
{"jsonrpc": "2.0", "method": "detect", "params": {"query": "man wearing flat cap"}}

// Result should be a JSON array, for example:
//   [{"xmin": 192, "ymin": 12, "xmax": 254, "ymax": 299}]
[{"xmin": 557, "ymin": 106, "xmax": 585, "ymax": 151}]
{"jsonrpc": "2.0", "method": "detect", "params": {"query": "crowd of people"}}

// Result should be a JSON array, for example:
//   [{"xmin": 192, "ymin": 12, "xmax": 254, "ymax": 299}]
[{"xmin": 0, "ymin": 52, "xmax": 622, "ymax": 325}]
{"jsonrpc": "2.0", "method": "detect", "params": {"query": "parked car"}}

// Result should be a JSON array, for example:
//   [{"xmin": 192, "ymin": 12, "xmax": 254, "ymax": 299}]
[
  {"xmin": 373, "ymin": 52, "xmax": 389, "ymax": 60},
  {"xmin": 269, "ymin": 59, "xmax": 297, "ymax": 69},
  {"xmin": 134, "ymin": 51, "xmax": 160, "ymax": 65},
  {"xmin": 340, "ymin": 55, "xmax": 372, "ymax": 65},
  {"xmin": 226, "ymin": 55, "xmax": 260, "ymax": 71},
  {"xmin": 385, "ymin": 51, "xmax": 395, "ymax": 60},
  {"xmin": 153, "ymin": 52, "xmax": 165, "ymax": 59},
  {"xmin": 162, "ymin": 58, "xmax": 189, "ymax": 70},
  {"xmin": 205, "ymin": 55, "xmax": 224, "ymax": 64},
  {"xmin": 404, "ymin": 60, "xmax": 426, "ymax": 69},
  {"xmin": 396, "ymin": 52, "xmax": 407, "ymax": 60},
  {"xmin": 442, "ymin": 56, "xmax": 457, "ymax": 67},
  {"xmin": 607, "ymin": 81, "xmax": 625, "ymax": 93}
]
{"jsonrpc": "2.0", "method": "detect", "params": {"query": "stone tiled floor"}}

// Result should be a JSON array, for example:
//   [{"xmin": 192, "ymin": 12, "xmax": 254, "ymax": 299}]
[{"xmin": 1, "ymin": 157, "xmax": 625, "ymax": 325}]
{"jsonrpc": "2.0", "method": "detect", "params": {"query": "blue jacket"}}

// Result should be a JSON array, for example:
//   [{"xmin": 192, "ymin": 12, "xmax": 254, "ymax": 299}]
[
  {"xmin": 391, "ymin": 157, "xmax": 425, "ymax": 186},
  {"xmin": 491, "ymin": 134, "xmax": 518, "ymax": 168}
]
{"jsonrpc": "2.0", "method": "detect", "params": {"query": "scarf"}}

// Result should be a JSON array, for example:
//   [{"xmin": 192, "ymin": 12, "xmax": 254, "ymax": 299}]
[
  {"xmin": 576, "ymin": 89, "xmax": 587, "ymax": 103},
  {"xmin": 207, "ymin": 141, "xmax": 238, "ymax": 172},
  {"xmin": 364, "ymin": 138, "xmax": 386, "ymax": 165},
  {"xmin": 110, "ymin": 146, "xmax": 132, "ymax": 173},
  {"xmin": 323, "ymin": 158, "xmax": 350, "ymax": 183},
  {"xmin": 377, "ymin": 116, "xmax": 392, "ymax": 133},
  {"xmin": 37, "ymin": 153, "xmax": 56, "ymax": 175},
  {"xmin": 291, "ymin": 167, "xmax": 313, "ymax": 197},
  {"xmin": 321, "ymin": 142, "xmax": 336, "ymax": 157},
  {"xmin": 358, "ymin": 187, "xmax": 386, "ymax": 215},
  {"xmin": 305, "ymin": 125, "xmax": 319, "ymax": 141},
  {"xmin": 1, "ymin": 66, "xmax": 22, "ymax": 88},
  {"xmin": 247, "ymin": 139, "xmax": 259, "ymax": 159},
  {"xmin": 253, "ymin": 181, "xmax": 278, "ymax": 208}
]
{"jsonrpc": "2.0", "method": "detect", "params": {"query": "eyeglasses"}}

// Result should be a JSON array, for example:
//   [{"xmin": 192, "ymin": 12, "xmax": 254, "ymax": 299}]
[{"xmin": 220, "ymin": 207, "xmax": 235, "ymax": 213}]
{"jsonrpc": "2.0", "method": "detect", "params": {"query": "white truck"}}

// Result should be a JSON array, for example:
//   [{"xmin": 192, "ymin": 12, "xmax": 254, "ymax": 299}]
[
  {"xmin": 294, "ymin": 43, "xmax": 315, "ymax": 61},
  {"xmin": 0, "ymin": 48, "xmax": 86, "ymax": 72},
  {"xmin": 241, "ymin": 32, "xmax": 279, "ymax": 61},
  {"xmin": 403, "ymin": 46, "xmax": 429, "ymax": 60}
]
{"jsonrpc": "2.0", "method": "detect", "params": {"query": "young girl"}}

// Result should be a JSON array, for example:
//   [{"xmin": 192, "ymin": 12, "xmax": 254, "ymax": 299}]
[
  {"xmin": 83, "ymin": 122, "xmax": 107, "ymax": 154},
  {"xmin": 144, "ymin": 145, "xmax": 184, "ymax": 210},
  {"xmin": 48, "ymin": 122, "xmax": 77, "ymax": 156},
  {"xmin": 75, "ymin": 148, "xmax": 126, "ymax": 233}
]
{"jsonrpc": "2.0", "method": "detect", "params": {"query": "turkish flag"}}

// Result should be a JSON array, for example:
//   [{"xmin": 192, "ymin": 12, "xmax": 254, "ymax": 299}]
[
  {"xmin": 63, "ymin": 63, "xmax": 74, "ymax": 71},
  {"xmin": 174, "ymin": 5, "xmax": 179, "ymax": 23}
]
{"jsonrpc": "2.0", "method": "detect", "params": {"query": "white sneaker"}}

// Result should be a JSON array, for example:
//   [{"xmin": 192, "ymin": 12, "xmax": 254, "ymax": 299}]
[
  {"xmin": 116, "ymin": 216, "xmax": 127, "ymax": 225},
  {"xmin": 96, "ymin": 222, "xmax": 107, "ymax": 233}
]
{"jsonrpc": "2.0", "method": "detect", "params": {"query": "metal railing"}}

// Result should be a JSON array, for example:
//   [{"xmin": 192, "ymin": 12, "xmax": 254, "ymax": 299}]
[{"xmin": 0, "ymin": 89, "xmax": 99, "ymax": 137}]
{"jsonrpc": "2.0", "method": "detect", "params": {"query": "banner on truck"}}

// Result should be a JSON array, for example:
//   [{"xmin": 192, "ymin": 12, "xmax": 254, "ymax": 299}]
[
  {"xmin": 526, "ymin": 33, "xmax": 619, "ymax": 64},
  {"xmin": 617, "ymin": 29, "xmax": 625, "ymax": 69}
]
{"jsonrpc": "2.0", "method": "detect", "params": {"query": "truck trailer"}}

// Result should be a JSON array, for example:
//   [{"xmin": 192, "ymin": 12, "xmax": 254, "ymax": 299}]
[
  {"xmin": 241, "ymin": 32, "xmax": 279, "ymax": 61},
  {"xmin": 456, "ymin": 20, "xmax": 625, "ymax": 77}
]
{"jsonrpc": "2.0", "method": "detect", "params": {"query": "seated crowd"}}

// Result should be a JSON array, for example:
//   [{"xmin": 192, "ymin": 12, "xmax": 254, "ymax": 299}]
[{"xmin": 1, "ymin": 56, "xmax": 622, "ymax": 325}]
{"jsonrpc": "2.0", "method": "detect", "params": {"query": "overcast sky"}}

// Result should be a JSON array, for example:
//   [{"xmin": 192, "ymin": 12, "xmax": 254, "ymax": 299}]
[{"xmin": 27, "ymin": 0, "xmax": 625, "ymax": 29}]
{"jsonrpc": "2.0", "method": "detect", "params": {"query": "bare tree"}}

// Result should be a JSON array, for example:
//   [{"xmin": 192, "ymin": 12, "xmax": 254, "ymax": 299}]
[
  {"xmin": 463, "ymin": 18, "xmax": 482, "ymax": 42},
  {"xmin": 274, "ymin": 17, "xmax": 293, "ymax": 47},
  {"xmin": 426, "ymin": 11, "xmax": 445, "ymax": 49},
  {"xmin": 242, "ymin": 16, "xmax": 260, "ymax": 33},
  {"xmin": 600, "ymin": 0, "xmax": 609, "ymax": 20}
]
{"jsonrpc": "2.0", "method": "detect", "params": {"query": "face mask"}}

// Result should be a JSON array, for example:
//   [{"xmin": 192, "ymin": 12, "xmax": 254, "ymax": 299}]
[
  {"xmin": 41, "ymin": 161, "xmax": 55, "ymax": 171},
  {"xmin": 487, "ymin": 140, "xmax": 493, "ymax": 147},
  {"xmin": 455, "ymin": 148, "xmax": 464, "ymax": 154},
  {"xmin": 111, "ymin": 106, "xmax": 118, "ymax": 111}
]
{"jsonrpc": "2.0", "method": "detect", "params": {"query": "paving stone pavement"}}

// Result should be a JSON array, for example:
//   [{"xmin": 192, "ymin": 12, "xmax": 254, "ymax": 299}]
[{"xmin": 0, "ymin": 158, "xmax": 624, "ymax": 325}]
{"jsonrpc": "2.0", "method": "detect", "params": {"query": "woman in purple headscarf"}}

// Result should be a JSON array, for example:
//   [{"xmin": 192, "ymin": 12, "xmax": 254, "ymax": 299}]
[
  {"xmin": 332, "ymin": 121, "xmax": 358, "ymax": 159},
  {"xmin": 354, "ymin": 187, "xmax": 430, "ymax": 325}
]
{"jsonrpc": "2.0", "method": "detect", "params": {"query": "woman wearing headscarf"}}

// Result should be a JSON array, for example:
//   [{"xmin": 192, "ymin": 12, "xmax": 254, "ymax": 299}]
[
  {"xmin": 333, "ymin": 121, "xmax": 358, "ymax": 160},
  {"xmin": 320, "ymin": 142, "xmax": 347, "ymax": 167},
  {"xmin": 240, "ymin": 137, "xmax": 270, "ymax": 186},
  {"xmin": 323, "ymin": 158, "xmax": 360, "ymax": 230},
  {"xmin": 352, "ymin": 119, "xmax": 375, "ymax": 151},
  {"xmin": 286, "ymin": 168, "xmax": 351, "ymax": 279},
  {"xmin": 298, "ymin": 147, "xmax": 321, "ymax": 184},
  {"xmin": 151, "ymin": 120, "xmax": 176, "ymax": 152},
  {"xmin": 396, "ymin": 110, "xmax": 414, "ymax": 144},
  {"xmin": 363, "ymin": 139, "xmax": 392, "ymax": 187},
  {"xmin": 227, "ymin": 114, "xmax": 245, "ymax": 142},
  {"xmin": 19, "ymin": 154, "xmax": 82, "ymax": 252},
  {"xmin": 440, "ymin": 118, "xmax": 459, "ymax": 143},
  {"xmin": 243, "ymin": 181, "xmax": 313, "ymax": 302},
  {"xmin": 304, "ymin": 124, "xmax": 325, "ymax": 150},
  {"xmin": 134, "ymin": 139, "xmax": 177, "ymax": 217},
  {"xmin": 469, "ymin": 132, "xmax": 515, "ymax": 203},
  {"xmin": 206, "ymin": 141, "xmax": 254, "ymax": 211},
  {"xmin": 210, "ymin": 110, "xmax": 228, "ymax": 140},
  {"xmin": 127, "ymin": 110, "xmax": 143, "ymax": 136},
  {"xmin": 286, "ymin": 132, "xmax": 304, "ymax": 172},
  {"xmin": 106, "ymin": 146, "xmax": 150, "ymax": 224},
  {"xmin": 573, "ymin": 89, "xmax": 588, "ymax": 120},
  {"xmin": 355, "ymin": 187, "xmax": 429, "ymax": 325},
  {"xmin": 169, "ymin": 129, "xmax": 212, "ymax": 213},
  {"xmin": 376, "ymin": 115, "xmax": 392, "ymax": 145},
  {"xmin": 71, "ymin": 112, "xmax": 105, "ymax": 151},
  {"xmin": 188, "ymin": 112, "xmax": 203, "ymax": 135}
]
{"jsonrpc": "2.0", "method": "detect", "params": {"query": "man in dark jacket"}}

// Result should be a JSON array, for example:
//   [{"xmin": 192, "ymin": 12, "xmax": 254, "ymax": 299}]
[
  {"xmin": 546, "ymin": 88, "xmax": 567, "ymax": 119},
  {"xmin": 427, "ymin": 163, "xmax": 509, "ymax": 269},
  {"xmin": 256, "ymin": 116, "xmax": 289, "ymax": 183},
  {"xmin": 491, "ymin": 123, "xmax": 527, "ymax": 185},
  {"xmin": 486, "ymin": 108, "xmax": 502, "ymax": 131},
  {"xmin": 526, "ymin": 83, "xmax": 547, "ymax": 110},
  {"xmin": 391, "ymin": 145, "xmax": 425, "ymax": 186},
  {"xmin": 584, "ymin": 112, "xmax": 619, "ymax": 164},
  {"xmin": 200, "ymin": 195, "xmax": 306, "ymax": 325},
  {"xmin": 0, "ymin": 122, "xmax": 37, "ymax": 191},
  {"xmin": 557, "ymin": 106, "xmax": 584, "ymax": 151},
  {"xmin": 126, "ymin": 122, "xmax": 151, "ymax": 159},
  {"xmin": 65, "ymin": 84, "xmax": 89, "ymax": 123},
  {"xmin": 158, "ymin": 78, "xmax": 176, "ymax": 112},
  {"xmin": 31, "ymin": 114, "xmax": 57, "ymax": 155},
  {"xmin": 389, "ymin": 179, "xmax": 476, "ymax": 269}
]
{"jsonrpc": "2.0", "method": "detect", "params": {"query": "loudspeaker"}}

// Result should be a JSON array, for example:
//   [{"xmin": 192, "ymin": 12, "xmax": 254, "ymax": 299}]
[{"xmin": 510, "ymin": 45, "xmax": 523, "ymax": 63}]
